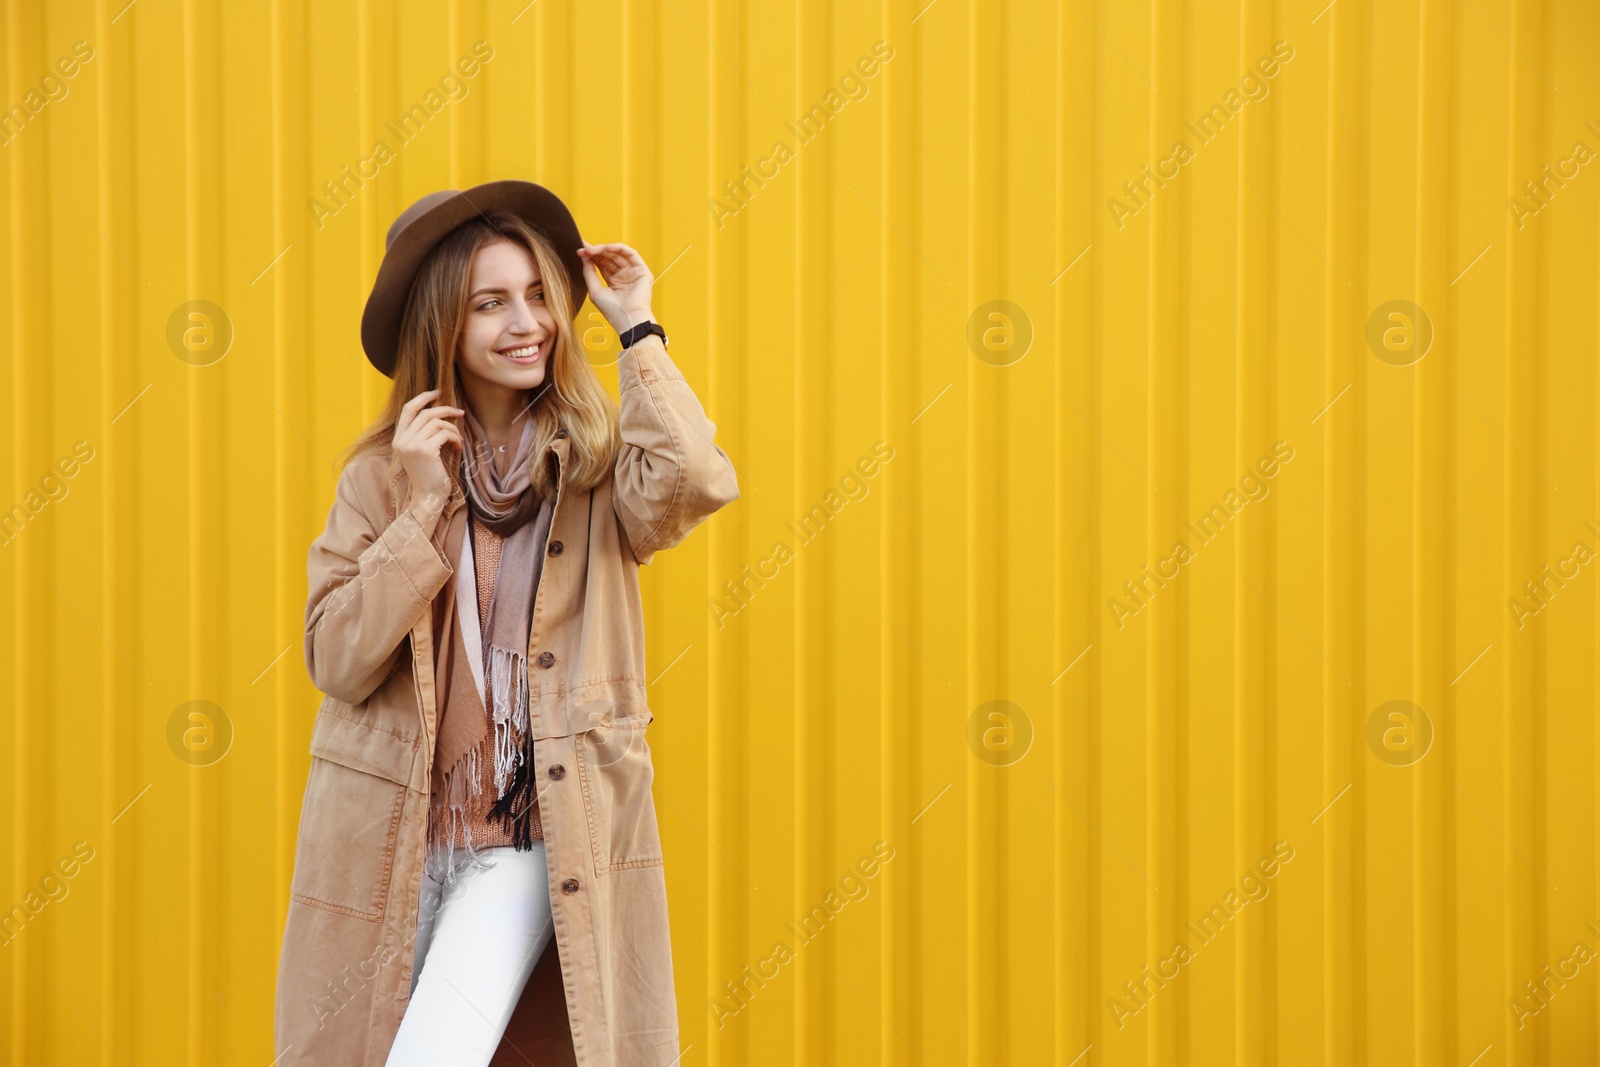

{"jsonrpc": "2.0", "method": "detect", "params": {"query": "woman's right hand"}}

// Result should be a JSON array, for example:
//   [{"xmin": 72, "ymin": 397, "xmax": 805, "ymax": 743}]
[{"xmin": 394, "ymin": 389, "xmax": 464, "ymax": 510}]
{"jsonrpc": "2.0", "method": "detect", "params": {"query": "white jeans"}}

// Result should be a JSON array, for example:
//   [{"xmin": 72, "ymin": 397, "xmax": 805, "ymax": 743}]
[{"xmin": 385, "ymin": 843, "xmax": 555, "ymax": 1067}]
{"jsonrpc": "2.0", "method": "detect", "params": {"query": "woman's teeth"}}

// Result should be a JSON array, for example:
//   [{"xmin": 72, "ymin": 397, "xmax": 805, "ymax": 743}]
[{"xmin": 501, "ymin": 344, "xmax": 540, "ymax": 363}]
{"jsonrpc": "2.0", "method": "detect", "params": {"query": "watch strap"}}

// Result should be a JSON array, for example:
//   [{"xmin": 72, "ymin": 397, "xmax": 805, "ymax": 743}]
[{"xmin": 619, "ymin": 320, "xmax": 667, "ymax": 350}]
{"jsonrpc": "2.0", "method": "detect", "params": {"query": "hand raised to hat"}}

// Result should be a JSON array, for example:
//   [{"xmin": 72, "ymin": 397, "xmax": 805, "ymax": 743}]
[{"xmin": 577, "ymin": 242, "xmax": 657, "ymax": 341}]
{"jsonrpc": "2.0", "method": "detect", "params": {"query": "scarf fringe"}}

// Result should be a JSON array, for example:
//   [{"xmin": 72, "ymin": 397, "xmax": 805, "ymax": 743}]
[
  {"xmin": 486, "ymin": 743, "xmax": 539, "ymax": 852},
  {"xmin": 425, "ymin": 642, "xmax": 540, "ymax": 888},
  {"xmin": 488, "ymin": 644, "xmax": 530, "ymax": 794}
]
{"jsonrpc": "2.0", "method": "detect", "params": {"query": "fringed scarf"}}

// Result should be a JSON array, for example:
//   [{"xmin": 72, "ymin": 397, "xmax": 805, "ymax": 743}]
[{"xmin": 425, "ymin": 405, "xmax": 554, "ymax": 886}]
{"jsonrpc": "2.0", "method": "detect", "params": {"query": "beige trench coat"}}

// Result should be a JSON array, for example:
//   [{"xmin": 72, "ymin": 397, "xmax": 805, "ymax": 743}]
[{"xmin": 273, "ymin": 340, "xmax": 738, "ymax": 1066}]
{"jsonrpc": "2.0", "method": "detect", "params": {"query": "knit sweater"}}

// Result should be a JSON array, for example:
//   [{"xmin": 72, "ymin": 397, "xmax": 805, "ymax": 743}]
[{"xmin": 451, "ymin": 516, "xmax": 544, "ymax": 848}]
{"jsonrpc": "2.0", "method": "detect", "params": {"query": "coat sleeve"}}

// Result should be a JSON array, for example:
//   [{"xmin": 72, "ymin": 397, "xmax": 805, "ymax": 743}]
[
  {"xmin": 304, "ymin": 457, "xmax": 454, "ymax": 705},
  {"xmin": 612, "ymin": 340, "xmax": 740, "ymax": 566}
]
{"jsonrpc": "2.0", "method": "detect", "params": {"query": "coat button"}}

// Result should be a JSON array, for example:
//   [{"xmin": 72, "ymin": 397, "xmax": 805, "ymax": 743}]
[
  {"xmin": 561, "ymin": 878, "xmax": 580, "ymax": 894},
  {"xmin": 548, "ymin": 764, "xmax": 565, "ymax": 780},
  {"xmin": 537, "ymin": 650, "xmax": 556, "ymax": 668},
  {"xmin": 555, "ymin": 427, "xmax": 568, "ymax": 439},
  {"xmin": 548, "ymin": 540, "xmax": 563, "ymax": 556}
]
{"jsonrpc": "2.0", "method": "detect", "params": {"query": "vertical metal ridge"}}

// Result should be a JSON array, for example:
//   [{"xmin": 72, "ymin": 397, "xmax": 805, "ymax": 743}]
[
  {"xmin": 1054, "ymin": 1, "xmax": 1099, "ymax": 1061},
  {"xmin": 876, "ymin": 0, "xmax": 909, "ymax": 1063},
  {"xmin": 265, "ymin": 4, "xmax": 297, "ymax": 1062},
  {"xmin": 96, "ymin": 0, "xmax": 130, "ymax": 1061},
  {"xmin": 1143, "ymin": 1, "xmax": 1159, "ymax": 1056},
  {"xmin": 817, "ymin": 0, "xmax": 836, "ymax": 1049},
  {"xmin": 446, "ymin": 3, "xmax": 459, "ymax": 184},
  {"xmin": 1145, "ymin": 1, "xmax": 1183, "ymax": 1062},
  {"xmin": 1413, "ymin": 0, "xmax": 1458, "ymax": 1060},
  {"xmin": 966, "ymin": 0, "xmax": 1006, "ymax": 1060},
  {"xmin": 790, "ymin": 0, "xmax": 806, "ymax": 1062},
  {"xmin": 1322, "ymin": 2, "xmax": 1370, "ymax": 1061},
  {"xmin": 1080, "ymin": 6, "xmax": 1103, "ymax": 1063},
  {"xmin": 1502, "ymin": 2, "xmax": 1548, "ymax": 1064},
  {"xmin": 1235, "ymin": 0, "xmax": 1278, "ymax": 1060},
  {"xmin": 706, "ymin": 0, "xmax": 725, "ymax": 1061},
  {"xmin": 989, "ymin": 2, "xmax": 1011, "ymax": 1061},
  {"xmin": 184, "ymin": 0, "xmax": 200, "ymax": 1058},
  {"xmin": 791, "ymin": 0, "xmax": 813, "ymax": 1046},
  {"xmin": 1052, "ymin": 1, "xmax": 1067, "ymax": 1057},
  {"xmin": 183, "ymin": 0, "xmax": 226, "ymax": 1058},
  {"xmin": 357, "ymin": 0, "xmax": 376, "ymax": 414},
  {"xmin": 889, "ymin": 0, "xmax": 934, "ymax": 1062},
  {"xmin": 268, "ymin": 0, "xmax": 286, "ymax": 977},
  {"xmin": 965, "ymin": 0, "xmax": 979, "ymax": 1059},
  {"xmin": 7, "ymin": 4, "xmax": 41, "ymax": 1065}
]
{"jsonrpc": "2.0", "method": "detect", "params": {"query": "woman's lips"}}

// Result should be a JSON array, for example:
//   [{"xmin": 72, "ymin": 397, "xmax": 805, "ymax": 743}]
[{"xmin": 498, "ymin": 343, "xmax": 541, "ymax": 364}]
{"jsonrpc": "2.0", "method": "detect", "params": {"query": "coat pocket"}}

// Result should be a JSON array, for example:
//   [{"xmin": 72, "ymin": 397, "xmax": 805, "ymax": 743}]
[
  {"xmin": 575, "ymin": 717, "xmax": 664, "ymax": 872},
  {"xmin": 289, "ymin": 716, "xmax": 416, "ymax": 921}
]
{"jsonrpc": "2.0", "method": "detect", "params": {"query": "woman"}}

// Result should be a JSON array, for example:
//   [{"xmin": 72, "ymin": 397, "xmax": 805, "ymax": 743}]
[{"xmin": 273, "ymin": 180, "xmax": 739, "ymax": 1067}]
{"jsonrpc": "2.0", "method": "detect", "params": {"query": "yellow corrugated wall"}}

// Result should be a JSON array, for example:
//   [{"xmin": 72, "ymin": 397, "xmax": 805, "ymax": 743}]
[{"xmin": 1, "ymin": 0, "xmax": 1597, "ymax": 1063}]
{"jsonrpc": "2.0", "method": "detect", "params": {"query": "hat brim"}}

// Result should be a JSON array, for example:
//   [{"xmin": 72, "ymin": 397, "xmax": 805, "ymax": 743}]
[{"xmin": 360, "ymin": 179, "xmax": 588, "ymax": 378}]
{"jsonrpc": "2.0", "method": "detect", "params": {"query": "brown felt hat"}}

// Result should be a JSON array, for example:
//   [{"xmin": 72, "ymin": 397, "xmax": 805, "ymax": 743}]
[{"xmin": 360, "ymin": 179, "xmax": 588, "ymax": 378}]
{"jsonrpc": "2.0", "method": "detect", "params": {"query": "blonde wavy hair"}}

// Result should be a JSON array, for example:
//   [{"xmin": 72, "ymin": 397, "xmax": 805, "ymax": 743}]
[{"xmin": 341, "ymin": 208, "xmax": 620, "ymax": 501}]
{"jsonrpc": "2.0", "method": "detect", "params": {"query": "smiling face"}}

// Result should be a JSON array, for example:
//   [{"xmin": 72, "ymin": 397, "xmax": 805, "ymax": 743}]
[{"xmin": 456, "ymin": 238, "xmax": 554, "ymax": 401}]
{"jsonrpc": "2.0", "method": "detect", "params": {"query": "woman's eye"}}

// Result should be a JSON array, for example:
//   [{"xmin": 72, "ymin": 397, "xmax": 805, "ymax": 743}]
[{"xmin": 478, "ymin": 299, "xmax": 501, "ymax": 310}]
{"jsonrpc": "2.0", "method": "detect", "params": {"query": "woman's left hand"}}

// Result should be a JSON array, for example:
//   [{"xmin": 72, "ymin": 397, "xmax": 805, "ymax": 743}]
[{"xmin": 578, "ymin": 242, "xmax": 656, "ymax": 337}]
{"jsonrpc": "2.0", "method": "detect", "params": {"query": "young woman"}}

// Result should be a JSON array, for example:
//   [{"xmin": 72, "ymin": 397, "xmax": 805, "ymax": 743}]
[{"xmin": 273, "ymin": 180, "xmax": 739, "ymax": 1067}]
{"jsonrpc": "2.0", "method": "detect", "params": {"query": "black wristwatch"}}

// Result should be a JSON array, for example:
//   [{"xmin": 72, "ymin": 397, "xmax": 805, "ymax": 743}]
[{"xmin": 618, "ymin": 319, "xmax": 668, "ymax": 350}]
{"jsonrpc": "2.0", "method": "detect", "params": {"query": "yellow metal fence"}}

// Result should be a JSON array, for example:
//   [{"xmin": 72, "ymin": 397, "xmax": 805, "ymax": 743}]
[{"xmin": 1, "ymin": 0, "xmax": 1598, "ymax": 1064}]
